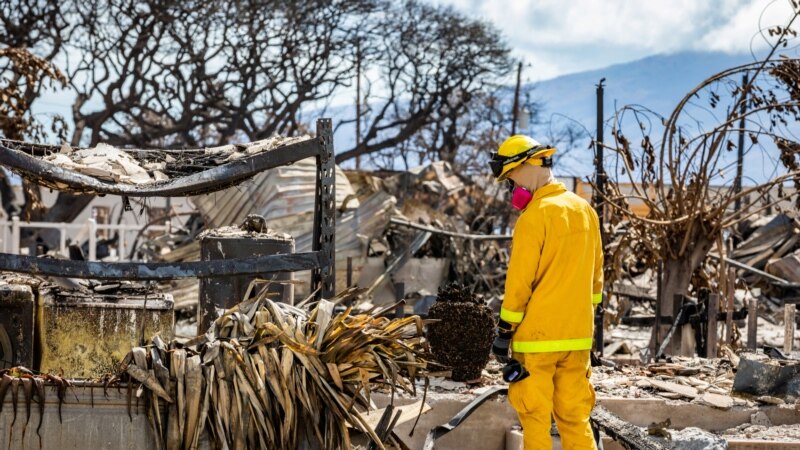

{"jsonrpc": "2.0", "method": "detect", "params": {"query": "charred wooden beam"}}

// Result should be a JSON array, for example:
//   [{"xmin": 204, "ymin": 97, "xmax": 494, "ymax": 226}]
[
  {"xmin": 0, "ymin": 251, "xmax": 321, "ymax": 280},
  {"xmin": 590, "ymin": 406, "xmax": 669, "ymax": 450},
  {"xmin": 0, "ymin": 138, "xmax": 321, "ymax": 197}
]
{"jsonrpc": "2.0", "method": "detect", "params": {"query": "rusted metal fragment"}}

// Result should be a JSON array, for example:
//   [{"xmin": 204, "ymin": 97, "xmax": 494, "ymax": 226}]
[
  {"xmin": 733, "ymin": 356, "xmax": 800, "ymax": 397},
  {"xmin": 0, "ymin": 138, "xmax": 320, "ymax": 197},
  {"xmin": 0, "ymin": 252, "xmax": 321, "ymax": 280}
]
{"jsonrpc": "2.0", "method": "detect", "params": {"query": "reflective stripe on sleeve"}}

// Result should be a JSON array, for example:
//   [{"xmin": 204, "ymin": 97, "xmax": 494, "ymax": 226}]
[
  {"xmin": 511, "ymin": 337, "xmax": 593, "ymax": 353},
  {"xmin": 500, "ymin": 307, "xmax": 524, "ymax": 324},
  {"xmin": 592, "ymin": 293, "xmax": 603, "ymax": 304}
]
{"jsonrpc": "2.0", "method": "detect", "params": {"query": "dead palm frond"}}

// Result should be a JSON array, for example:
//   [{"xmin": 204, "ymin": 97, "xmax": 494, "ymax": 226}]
[{"xmin": 121, "ymin": 281, "xmax": 430, "ymax": 450}]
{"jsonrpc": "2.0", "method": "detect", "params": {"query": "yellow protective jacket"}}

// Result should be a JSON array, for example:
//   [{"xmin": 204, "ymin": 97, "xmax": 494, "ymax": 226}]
[{"xmin": 500, "ymin": 182, "xmax": 603, "ymax": 353}]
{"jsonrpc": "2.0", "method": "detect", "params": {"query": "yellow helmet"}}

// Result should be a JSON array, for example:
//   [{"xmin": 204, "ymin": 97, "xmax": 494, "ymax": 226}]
[{"xmin": 489, "ymin": 135, "xmax": 556, "ymax": 181}]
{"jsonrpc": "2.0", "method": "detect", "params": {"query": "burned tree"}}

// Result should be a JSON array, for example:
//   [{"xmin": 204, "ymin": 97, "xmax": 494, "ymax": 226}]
[
  {"xmin": 66, "ymin": 0, "xmax": 379, "ymax": 147},
  {"xmin": 0, "ymin": 0, "xmax": 70, "ymax": 220},
  {"xmin": 1, "ymin": 0, "xmax": 382, "ymax": 241},
  {"xmin": 334, "ymin": 0, "xmax": 514, "ymax": 167},
  {"xmin": 602, "ymin": 11, "xmax": 800, "ymax": 354}
]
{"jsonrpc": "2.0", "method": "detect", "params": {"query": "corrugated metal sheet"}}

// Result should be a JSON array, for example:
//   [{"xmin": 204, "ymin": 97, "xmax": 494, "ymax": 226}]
[
  {"xmin": 191, "ymin": 157, "xmax": 357, "ymax": 237},
  {"xmin": 166, "ymin": 192, "xmax": 397, "ymax": 305},
  {"xmin": 168, "ymin": 169, "xmax": 396, "ymax": 305}
]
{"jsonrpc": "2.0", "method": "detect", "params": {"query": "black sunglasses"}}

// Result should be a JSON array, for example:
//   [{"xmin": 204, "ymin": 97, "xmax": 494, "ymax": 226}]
[{"xmin": 489, "ymin": 145, "xmax": 554, "ymax": 178}]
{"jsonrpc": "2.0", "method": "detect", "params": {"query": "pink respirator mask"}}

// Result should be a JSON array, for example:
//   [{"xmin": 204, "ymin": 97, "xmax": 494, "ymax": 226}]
[{"xmin": 511, "ymin": 186, "xmax": 533, "ymax": 210}]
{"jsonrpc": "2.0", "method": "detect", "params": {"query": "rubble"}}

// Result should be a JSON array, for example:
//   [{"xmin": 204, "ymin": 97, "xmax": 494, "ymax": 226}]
[
  {"xmin": 721, "ymin": 423, "xmax": 800, "ymax": 441},
  {"xmin": 3, "ymin": 118, "xmax": 800, "ymax": 448},
  {"xmin": 44, "ymin": 143, "xmax": 155, "ymax": 185},
  {"xmin": 669, "ymin": 427, "xmax": 727, "ymax": 450}
]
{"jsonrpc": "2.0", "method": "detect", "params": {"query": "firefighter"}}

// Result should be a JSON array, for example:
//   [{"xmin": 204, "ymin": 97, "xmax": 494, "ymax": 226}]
[{"xmin": 489, "ymin": 135, "xmax": 603, "ymax": 449}]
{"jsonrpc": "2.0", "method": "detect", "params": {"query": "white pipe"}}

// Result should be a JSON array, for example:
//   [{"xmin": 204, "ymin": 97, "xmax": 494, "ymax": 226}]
[
  {"xmin": 11, "ymin": 216, "xmax": 20, "ymax": 255},
  {"xmin": 88, "ymin": 218, "xmax": 97, "ymax": 261}
]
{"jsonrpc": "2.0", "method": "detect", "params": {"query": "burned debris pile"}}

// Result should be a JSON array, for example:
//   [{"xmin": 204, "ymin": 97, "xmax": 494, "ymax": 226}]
[
  {"xmin": 426, "ymin": 283, "xmax": 495, "ymax": 381},
  {"xmin": 0, "ymin": 135, "xmax": 315, "ymax": 196},
  {"xmin": 605, "ymin": 211, "xmax": 800, "ymax": 361}
]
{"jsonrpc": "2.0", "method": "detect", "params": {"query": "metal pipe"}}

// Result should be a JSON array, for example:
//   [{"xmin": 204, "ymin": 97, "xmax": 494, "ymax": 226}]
[
  {"xmin": 0, "ymin": 251, "xmax": 322, "ymax": 280},
  {"xmin": 11, "ymin": 216, "xmax": 19, "ymax": 255},
  {"xmin": 389, "ymin": 217, "xmax": 512, "ymax": 241},
  {"xmin": 708, "ymin": 252, "xmax": 799, "ymax": 286},
  {"xmin": 511, "ymin": 62, "xmax": 522, "ymax": 135},
  {"xmin": 88, "ymin": 218, "xmax": 97, "ymax": 261},
  {"xmin": 59, "ymin": 227, "xmax": 66, "ymax": 257}
]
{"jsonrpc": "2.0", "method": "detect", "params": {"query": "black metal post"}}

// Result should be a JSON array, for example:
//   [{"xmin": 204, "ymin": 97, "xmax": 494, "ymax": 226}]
[
  {"xmin": 593, "ymin": 78, "xmax": 606, "ymax": 354},
  {"xmin": 394, "ymin": 282, "xmax": 405, "ymax": 319},
  {"xmin": 652, "ymin": 259, "xmax": 663, "ymax": 360},
  {"xmin": 511, "ymin": 61, "xmax": 522, "ymax": 135},
  {"xmin": 594, "ymin": 78, "xmax": 606, "ymax": 226},
  {"xmin": 734, "ymin": 74, "xmax": 748, "ymax": 212},
  {"xmin": 312, "ymin": 119, "xmax": 336, "ymax": 300},
  {"xmin": 355, "ymin": 40, "xmax": 362, "ymax": 171},
  {"xmin": 346, "ymin": 256, "xmax": 353, "ymax": 287}
]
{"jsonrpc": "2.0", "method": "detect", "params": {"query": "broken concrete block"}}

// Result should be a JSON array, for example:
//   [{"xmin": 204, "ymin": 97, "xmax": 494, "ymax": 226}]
[
  {"xmin": 670, "ymin": 427, "xmax": 727, "ymax": 450},
  {"xmin": 505, "ymin": 425, "xmax": 523, "ymax": 450},
  {"xmin": 647, "ymin": 378, "xmax": 699, "ymax": 399},
  {"xmin": 696, "ymin": 392, "xmax": 734, "ymax": 410},
  {"xmin": 750, "ymin": 411, "xmax": 772, "ymax": 426},
  {"xmin": 754, "ymin": 395, "xmax": 785, "ymax": 405}
]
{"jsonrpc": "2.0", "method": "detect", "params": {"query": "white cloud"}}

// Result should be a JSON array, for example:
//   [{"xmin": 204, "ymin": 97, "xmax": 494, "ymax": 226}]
[
  {"xmin": 698, "ymin": 0, "xmax": 797, "ymax": 52},
  {"xmin": 430, "ymin": 0, "xmax": 799, "ymax": 79}
]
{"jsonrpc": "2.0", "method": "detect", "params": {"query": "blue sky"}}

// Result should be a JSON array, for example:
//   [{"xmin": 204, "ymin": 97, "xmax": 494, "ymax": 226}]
[{"xmin": 428, "ymin": 0, "xmax": 796, "ymax": 82}]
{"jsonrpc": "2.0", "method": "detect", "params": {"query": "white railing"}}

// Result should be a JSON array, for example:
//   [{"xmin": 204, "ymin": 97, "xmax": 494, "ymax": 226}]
[{"xmin": 0, "ymin": 216, "xmax": 170, "ymax": 261}]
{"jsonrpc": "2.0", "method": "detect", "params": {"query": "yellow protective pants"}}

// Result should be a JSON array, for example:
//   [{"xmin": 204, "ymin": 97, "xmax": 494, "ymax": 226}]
[{"xmin": 508, "ymin": 350, "xmax": 596, "ymax": 450}]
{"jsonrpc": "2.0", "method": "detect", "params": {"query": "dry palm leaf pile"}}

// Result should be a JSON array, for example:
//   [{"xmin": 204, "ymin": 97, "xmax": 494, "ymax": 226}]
[{"xmin": 120, "ymin": 284, "xmax": 430, "ymax": 450}]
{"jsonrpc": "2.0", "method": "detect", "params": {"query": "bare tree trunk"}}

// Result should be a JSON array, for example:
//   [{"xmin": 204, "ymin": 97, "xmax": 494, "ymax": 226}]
[{"xmin": 650, "ymin": 227, "xmax": 714, "ymax": 357}]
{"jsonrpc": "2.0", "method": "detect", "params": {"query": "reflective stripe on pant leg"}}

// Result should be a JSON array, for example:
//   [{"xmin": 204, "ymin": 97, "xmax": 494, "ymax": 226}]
[
  {"xmin": 509, "ymin": 352, "xmax": 560, "ymax": 450},
  {"xmin": 552, "ymin": 350, "xmax": 597, "ymax": 450}
]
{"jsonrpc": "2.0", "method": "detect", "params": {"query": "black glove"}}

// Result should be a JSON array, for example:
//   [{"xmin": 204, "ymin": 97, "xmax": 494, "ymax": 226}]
[
  {"xmin": 492, "ymin": 336, "xmax": 511, "ymax": 364},
  {"xmin": 492, "ymin": 318, "xmax": 514, "ymax": 364}
]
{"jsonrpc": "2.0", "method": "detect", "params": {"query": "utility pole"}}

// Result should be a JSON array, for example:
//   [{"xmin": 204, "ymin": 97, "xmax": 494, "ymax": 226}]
[
  {"xmin": 355, "ymin": 39, "xmax": 362, "ymax": 170},
  {"xmin": 734, "ymin": 74, "xmax": 748, "ymax": 212},
  {"xmin": 511, "ymin": 61, "xmax": 522, "ymax": 135},
  {"xmin": 594, "ymin": 77, "xmax": 606, "ymax": 355},
  {"xmin": 594, "ymin": 78, "xmax": 606, "ymax": 233}
]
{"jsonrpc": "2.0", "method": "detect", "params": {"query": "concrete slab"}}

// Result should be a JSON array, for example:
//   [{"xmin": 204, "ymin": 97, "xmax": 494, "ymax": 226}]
[
  {"xmin": 376, "ymin": 393, "xmax": 800, "ymax": 450},
  {"xmin": 3, "ymin": 384, "xmax": 797, "ymax": 449},
  {"xmin": 603, "ymin": 437, "xmax": 800, "ymax": 450},
  {"xmin": 373, "ymin": 392, "xmax": 518, "ymax": 450},
  {"xmin": 598, "ymin": 397, "xmax": 800, "ymax": 431}
]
